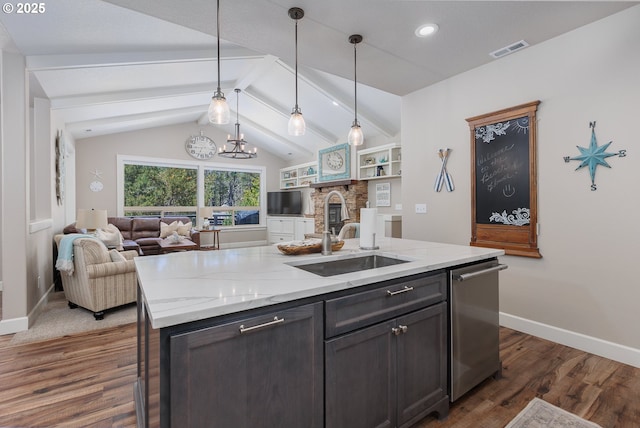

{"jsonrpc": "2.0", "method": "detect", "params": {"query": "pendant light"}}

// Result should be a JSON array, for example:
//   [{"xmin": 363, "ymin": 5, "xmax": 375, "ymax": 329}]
[
  {"xmin": 347, "ymin": 34, "xmax": 364, "ymax": 146},
  {"xmin": 208, "ymin": 0, "xmax": 230, "ymax": 124},
  {"xmin": 218, "ymin": 89, "xmax": 257, "ymax": 159},
  {"xmin": 287, "ymin": 7, "xmax": 306, "ymax": 136}
]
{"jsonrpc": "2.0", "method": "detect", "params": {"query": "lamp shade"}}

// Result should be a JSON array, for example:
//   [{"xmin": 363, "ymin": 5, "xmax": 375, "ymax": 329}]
[
  {"xmin": 208, "ymin": 94, "xmax": 230, "ymax": 125},
  {"xmin": 199, "ymin": 206, "xmax": 214, "ymax": 218},
  {"xmin": 76, "ymin": 209, "xmax": 108, "ymax": 231}
]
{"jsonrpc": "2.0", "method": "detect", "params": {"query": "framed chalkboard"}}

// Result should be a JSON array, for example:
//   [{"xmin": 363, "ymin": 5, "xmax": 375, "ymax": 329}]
[{"xmin": 466, "ymin": 101, "xmax": 541, "ymax": 258}]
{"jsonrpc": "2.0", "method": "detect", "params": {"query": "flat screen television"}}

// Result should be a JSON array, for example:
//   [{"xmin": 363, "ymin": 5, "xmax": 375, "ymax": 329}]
[{"xmin": 267, "ymin": 191, "xmax": 302, "ymax": 215}]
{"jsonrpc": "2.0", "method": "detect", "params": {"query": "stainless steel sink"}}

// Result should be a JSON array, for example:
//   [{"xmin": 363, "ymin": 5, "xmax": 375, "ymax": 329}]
[{"xmin": 289, "ymin": 254, "xmax": 409, "ymax": 277}]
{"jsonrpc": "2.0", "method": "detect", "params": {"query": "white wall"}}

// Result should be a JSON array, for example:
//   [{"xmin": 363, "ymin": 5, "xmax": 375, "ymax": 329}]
[{"xmin": 402, "ymin": 6, "xmax": 640, "ymax": 364}]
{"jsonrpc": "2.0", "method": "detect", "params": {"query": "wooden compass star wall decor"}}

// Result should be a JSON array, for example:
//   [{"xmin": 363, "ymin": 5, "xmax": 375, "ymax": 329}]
[{"xmin": 563, "ymin": 121, "xmax": 626, "ymax": 191}]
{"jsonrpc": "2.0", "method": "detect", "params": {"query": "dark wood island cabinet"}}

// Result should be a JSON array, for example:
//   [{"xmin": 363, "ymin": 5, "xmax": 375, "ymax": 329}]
[
  {"xmin": 133, "ymin": 239, "xmax": 504, "ymax": 428},
  {"xmin": 136, "ymin": 271, "xmax": 448, "ymax": 428}
]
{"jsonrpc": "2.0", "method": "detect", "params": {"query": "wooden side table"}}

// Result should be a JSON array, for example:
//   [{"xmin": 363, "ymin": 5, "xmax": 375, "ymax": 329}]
[{"xmin": 199, "ymin": 228, "xmax": 220, "ymax": 250}]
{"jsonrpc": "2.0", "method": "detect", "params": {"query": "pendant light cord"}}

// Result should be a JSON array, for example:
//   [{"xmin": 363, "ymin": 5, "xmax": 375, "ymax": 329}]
[
  {"xmin": 353, "ymin": 40, "xmax": 358, "ymax": 124},
  {"xmin": 294, "ymin": 18, "xmax": 299, "ymax": 110},
  {"xmin": 216, "ymin": 0, "xmax": 222, "ymax": 94}
]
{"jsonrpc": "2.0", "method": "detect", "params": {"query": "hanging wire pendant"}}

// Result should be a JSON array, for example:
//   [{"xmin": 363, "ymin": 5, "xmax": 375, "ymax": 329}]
[
  {"xmin": 348, "ymin": 34, "xmax": 364, "ymax": 146},
  {"xmin": 288, "ymin": 7, "xmax": 306, "ymax": 136},
  {"xmin": 208, "ymin": 0, "xmax": 230, "ymax": 124}
]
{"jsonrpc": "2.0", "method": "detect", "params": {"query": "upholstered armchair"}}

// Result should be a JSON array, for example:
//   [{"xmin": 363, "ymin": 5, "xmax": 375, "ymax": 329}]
[{"xmin": 54, "ymin": 234, "xmax": 139, "ymax": 320}]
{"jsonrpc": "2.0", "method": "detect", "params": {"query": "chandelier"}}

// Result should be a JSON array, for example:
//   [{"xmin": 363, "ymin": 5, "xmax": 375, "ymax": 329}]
[{"xmin": 218, "ymin": 89, "xmax": 257, "ymax": 159}]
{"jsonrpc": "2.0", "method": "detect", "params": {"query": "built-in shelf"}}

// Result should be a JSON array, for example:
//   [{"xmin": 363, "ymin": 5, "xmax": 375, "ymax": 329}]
[
  {"xmin": 357, "ymin": 143, "xmax": 401, "ymax": 180},
  {"xmin": 280, "ymin": 161, "xmax": 318, "ymax": 189}
]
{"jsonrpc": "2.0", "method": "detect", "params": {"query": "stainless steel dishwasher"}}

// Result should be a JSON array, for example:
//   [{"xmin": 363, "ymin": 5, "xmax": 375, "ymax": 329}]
[{"xmin": 450, "ymin": 259, "xmax": 508, "ymax": 401}]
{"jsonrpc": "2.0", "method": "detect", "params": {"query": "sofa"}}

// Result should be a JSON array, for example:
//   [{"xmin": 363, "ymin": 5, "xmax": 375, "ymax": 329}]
[{"xmin": 63, "ymin": 216, "xmax": 201, "ymax": 255}]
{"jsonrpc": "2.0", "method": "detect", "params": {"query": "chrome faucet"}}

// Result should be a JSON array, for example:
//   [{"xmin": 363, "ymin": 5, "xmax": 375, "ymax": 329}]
[{"xmin": 322, "ymin": 190, "xmax": 350, "ymax": 255}]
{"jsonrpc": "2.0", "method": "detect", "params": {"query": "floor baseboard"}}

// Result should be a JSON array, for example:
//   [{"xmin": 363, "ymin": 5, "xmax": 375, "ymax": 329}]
[{"xmin": 500, "ymin": 312, "xmax": 640, "ymax": 368}]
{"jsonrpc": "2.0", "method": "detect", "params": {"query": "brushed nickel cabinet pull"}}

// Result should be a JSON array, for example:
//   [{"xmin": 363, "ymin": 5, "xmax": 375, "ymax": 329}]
[
  {"xmin": 386, "ymin": 286, "xmax": 414, "ymax": 296},
  {"xmin": 239, "ymin": 316, "xmax": 284, "ymax": 334},
  {"xmin": 391, "ymin": 325, "xmax": 408, "ymax": 335}
]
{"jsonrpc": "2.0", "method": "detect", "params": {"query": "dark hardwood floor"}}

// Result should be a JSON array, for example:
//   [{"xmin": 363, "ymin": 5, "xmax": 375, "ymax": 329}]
[{"xmin": 0, "ymin": 324, "xmax": 638, "ymax": 427}]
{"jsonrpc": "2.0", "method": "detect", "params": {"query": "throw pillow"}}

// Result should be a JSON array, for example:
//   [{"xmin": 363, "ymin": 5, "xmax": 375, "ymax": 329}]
[
  {"xmin": 96, "ymin": 224, "xmax": 124, "ymax": 248},
  {"xmin": 109, "ymin": 249, "xmax": 126, "ymax": 262},
  {"xmin": 176, "ymin": 221, "xmax": 192, "ymax": 238},
  {"xmin": 160, "ymin": 221, "xmax": 178, "ymax": 238}
]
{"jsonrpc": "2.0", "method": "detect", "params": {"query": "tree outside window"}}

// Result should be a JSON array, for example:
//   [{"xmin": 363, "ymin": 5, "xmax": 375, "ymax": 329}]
[{"xmin": 121, "ymin": 160, "xmax": 262, "ymax": 227}]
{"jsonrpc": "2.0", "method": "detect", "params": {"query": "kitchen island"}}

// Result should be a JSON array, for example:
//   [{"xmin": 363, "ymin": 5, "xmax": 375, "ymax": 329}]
[{"xmin": 134, "ymin": 238, "xmax": 503, "ymax": 428}]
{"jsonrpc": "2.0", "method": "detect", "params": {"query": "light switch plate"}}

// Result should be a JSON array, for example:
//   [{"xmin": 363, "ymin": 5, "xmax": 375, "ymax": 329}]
[
  {"xmin": 415, "ymin": 203, "xmax": 427, "ymax": 214},
  {"xmin": 395, "ymin": 204, "xmax": 402, "ymax": 211}
]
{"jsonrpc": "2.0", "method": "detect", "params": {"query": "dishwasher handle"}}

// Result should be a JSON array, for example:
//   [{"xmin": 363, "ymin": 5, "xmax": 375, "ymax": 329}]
[{"xmin": 454, "ymin": 264, "xmax": 508, "ymax": 282}]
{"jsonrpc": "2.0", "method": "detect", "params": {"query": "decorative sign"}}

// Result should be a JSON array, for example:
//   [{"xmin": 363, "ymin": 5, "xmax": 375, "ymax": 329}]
[
  {"xmin": 375, "ymin": 182, "xmax": 391, "ymax": 207},
  {"xmin": 467, "ymin": 101, "xmax": 541, "ymax": 258},
  {"xmin": 563, "ymin": 121, "xmax": 626, "ymax": 191}
]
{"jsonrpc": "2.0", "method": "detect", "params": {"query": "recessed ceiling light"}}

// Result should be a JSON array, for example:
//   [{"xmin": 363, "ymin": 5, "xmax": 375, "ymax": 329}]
[{"xmin": 415, "ymin": 23, "xmax": 439, "ymax": 37}]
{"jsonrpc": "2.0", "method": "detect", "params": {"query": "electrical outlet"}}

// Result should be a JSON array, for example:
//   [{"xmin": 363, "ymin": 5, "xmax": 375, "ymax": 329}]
[{"xmin": 415, "ymin": 203, "xmax": 427, "ymax": 214}]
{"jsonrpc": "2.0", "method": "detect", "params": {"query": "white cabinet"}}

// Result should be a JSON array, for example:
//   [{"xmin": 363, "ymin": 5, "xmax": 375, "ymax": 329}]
[
  {"xmin": 267, "ymin": 216, "xmax": 314, "ymax": 244},
  {"xmin": 280, "ymin": 161, "xmax": 318, "ymax": 189},
  {"xmin": 357, "ymin": 143, "xmax": 401, "ymax": 180},
  {"xmin": 295, "ymin": 217, "xmax": 314, "ymax": 239}
]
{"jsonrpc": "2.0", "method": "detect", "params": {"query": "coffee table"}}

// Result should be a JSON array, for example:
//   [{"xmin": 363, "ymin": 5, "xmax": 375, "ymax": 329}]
[{"xmin": 159, "ymin": 238, "xmax": 198, "ymax": 254}]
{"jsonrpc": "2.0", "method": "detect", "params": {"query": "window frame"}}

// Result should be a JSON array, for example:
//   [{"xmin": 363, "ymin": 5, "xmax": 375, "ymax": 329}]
[{"xmin": 117, "ymin": 154, "xmax": 266, "ymax": 229}]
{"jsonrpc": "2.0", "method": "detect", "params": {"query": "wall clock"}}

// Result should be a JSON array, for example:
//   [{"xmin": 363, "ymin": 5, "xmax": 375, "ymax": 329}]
[
  {"xmin": 326, "ymin": 151, "xmax": 344, "ymax": 170},
  {"xmin": 318, "ymin": 143, "xmax": 351, "ymax": 182},
  {"xmin": 90, "ymin": 180, "xmax": 104, "ymax": 192},
  {"xmin": 185, "ymin": 131, "xmax": 217, "ymax": 160}
]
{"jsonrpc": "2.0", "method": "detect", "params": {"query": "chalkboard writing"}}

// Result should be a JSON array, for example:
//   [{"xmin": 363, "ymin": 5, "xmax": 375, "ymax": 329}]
[{"xmin": 474, "ymin": 116, "xmax": 530, "ymax": 225}]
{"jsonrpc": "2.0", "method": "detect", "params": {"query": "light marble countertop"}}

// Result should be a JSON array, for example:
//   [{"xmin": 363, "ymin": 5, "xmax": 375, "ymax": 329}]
[{"xmin": 135, "ymin": 238, "xmax": 504, "ymax": 329}]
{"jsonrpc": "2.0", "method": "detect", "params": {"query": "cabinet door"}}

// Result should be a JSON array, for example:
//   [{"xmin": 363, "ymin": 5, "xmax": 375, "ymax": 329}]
[
  {"xmin": 325, "ymin": 319, "xmax": 396, "ymax": 428},
  {"xmin": 169, "ymin": 303, "xmax": 323, "ymax": 428},
  {"xmin": 396, "ymin": 302, "xmax": 448, "ymax": 428}
]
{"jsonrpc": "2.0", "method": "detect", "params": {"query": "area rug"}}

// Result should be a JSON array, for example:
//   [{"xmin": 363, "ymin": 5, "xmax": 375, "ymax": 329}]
[
  {"xmin": 506, "ymin": 398, "xmax": 602, "ymax": 428},
  {"xmin": 9, "ymin": 291, "xmax": 136, "ymax": 345}
]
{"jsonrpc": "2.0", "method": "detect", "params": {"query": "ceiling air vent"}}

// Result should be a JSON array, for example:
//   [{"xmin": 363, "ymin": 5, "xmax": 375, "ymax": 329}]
[{"xmin": 489, "ymin": 40, "xmax": 529, "ymax": 59}]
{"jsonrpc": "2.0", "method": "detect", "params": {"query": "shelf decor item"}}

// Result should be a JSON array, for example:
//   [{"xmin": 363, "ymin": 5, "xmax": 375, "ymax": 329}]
[
  {"xmin": 563, "ymin": 121, "xmax": 626, "ymax": 191},
  {"xmin": 319, "ymin": 143, "xmax": 351, "ymax": 182},
  {"xmin": 434, "ymin": 148, "xmax": 454, "ymax": 192}
]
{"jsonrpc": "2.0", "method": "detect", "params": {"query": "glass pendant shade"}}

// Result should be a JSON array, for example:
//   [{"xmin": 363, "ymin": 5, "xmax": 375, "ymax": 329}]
[
  {"xmin": 288, "ymin": 108, "xmax": 306, "ymax": 136},
  {"xmin": 208, "ymin": 92, "xmax": 230, "ymax": 124},
  {"xmin": 348, "ymin": 122, "xmax": 364, "ymax": 146}
]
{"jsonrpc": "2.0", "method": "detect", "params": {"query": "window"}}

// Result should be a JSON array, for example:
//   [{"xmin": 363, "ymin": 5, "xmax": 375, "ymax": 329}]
[
  {"xmin": 204, "ymin": 169, "xmax": 261, "ymax": 226},
  {"xmin": 118, "ymin": 156, "xmax": 265, "ymax": 228}
]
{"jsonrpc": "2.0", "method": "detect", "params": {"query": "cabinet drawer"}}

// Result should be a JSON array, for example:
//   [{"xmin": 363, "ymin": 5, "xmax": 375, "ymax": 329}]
[
  {"xmin": 269, "ymin": 233, "xmax": 295, "ymax": 244},
  {"xmin": 325, "ymin": 272, "xmax": 446, "ymax": 338}
]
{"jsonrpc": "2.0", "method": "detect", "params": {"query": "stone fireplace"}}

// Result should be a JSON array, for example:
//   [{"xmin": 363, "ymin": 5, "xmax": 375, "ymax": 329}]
[{"xmin": 309, "ymin": 180, "xmax": 368, "ymax": 237}]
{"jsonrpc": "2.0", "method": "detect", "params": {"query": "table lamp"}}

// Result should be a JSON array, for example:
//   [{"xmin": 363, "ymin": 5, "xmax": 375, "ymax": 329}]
[{"xmin": 76, "ymin": 209, "xmax": 108, "ymax": 234}]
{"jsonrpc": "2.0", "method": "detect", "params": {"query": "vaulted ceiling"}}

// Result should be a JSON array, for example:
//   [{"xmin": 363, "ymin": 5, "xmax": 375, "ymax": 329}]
[{"xmin": 0, "ymin": 1, "xmax": 635, "ymax": 161}]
